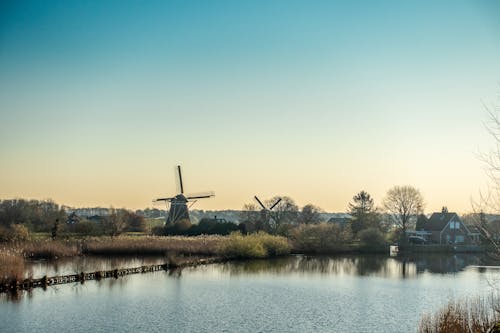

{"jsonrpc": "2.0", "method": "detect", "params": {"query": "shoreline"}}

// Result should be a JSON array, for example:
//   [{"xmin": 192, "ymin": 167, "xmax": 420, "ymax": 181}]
[{"xmin": 0, "ymin": 255, "xmax": 228, "ymax": 294}]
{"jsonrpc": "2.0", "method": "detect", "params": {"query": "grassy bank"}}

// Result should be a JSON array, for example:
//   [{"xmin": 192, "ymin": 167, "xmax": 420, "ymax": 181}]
[{"xmin": 0, "ymin": 233, "xmax": 291, "ymax": 284}]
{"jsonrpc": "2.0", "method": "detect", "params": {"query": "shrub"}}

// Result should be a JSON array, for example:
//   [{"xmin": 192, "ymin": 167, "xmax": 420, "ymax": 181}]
[
  {"xmin": 259, "ymin": 233, "xmax": 291, "ymax": 256},
  {"xmin": 290, "ymin": 223, "xmax": 350, "ymax": 254},
  {"xmin": 358, "ymin": 227, "xmax": 387, "ymax": 251},
  {"xmin": 187, "ymin": 219, "xmax": 240, "ymax": 236},
  {"xmin": 0, "ymin": 224, "xmax": 30, "ymax": 242},
  {"xmin": 67, "ymin": 220, "xmax": 103, "ymax": 236},
  {"xmin": 165, "ymin": 219, "xmax": 192, "ymax": 235},
  {"xmin": 151, "ymin": 225, "xmax": 166, "ymax": 236},
  {"xmin": 217, "ymin": 232, "xmax": 290, "ymax": 259}
]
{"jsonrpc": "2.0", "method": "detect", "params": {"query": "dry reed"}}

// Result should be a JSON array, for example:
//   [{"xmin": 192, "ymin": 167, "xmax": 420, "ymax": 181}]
[
  {"xmin": 419, "ymin": 294, "xmax": 500, "ymax": 333},
  {"xmin": 0, "ymin": 252, "xmax": 24, "ymax": 284},
  {"xmin": 83, "ymin": 235, "xmax": 224, "ymax": 256}
]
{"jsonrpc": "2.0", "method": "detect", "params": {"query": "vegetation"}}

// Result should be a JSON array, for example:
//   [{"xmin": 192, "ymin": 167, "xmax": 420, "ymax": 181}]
[
  {"xmin": 383, "ymin": 185, "xmax": 425, "ymax": 242},
  {"xmin": 418, "ymin": 294, "xmax": 500, "ymax": 333},
  {"xmin": 358, "ymin": 228, "xmax": 387, "ymax": 251},
  {"xmin": 0, "ymin": 252, "xmax": 24, "ymax": 285},
  {"xmin": 290, "ymin": 223, "xmax": 353, "ymax": 254},
  {"xmin": 0, "ymin": 199, "xmax": 65, "ymax": 233},
  {"xmin": 348, "ymin": 191, "xmax": 385, "ymax": 237},
  {"xmin": 217, "ymin": 232, "xmax": 290, "ymax": 259},
  {"xmin": 83, "ymin": 235, "xmax": 223, "ymax": 256}
]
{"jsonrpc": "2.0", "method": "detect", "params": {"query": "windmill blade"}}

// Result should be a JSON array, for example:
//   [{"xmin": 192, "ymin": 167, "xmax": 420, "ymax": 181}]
[
  {"xmin": 154, "ymin": 197, "xmax": 175, "ymax": 202},
  {"xmin": 177, "ymin": 165, "xmax": 184, "ymax": 194},
  {"xmin": 186, "ymin": 191, "xmax": 215, "ymax": 200},
  {"xmin": 254, "ymin": 196, "xmax": 266, "ymax": 210},
  {"xmin": 269, "ymin": 198, "xmax": 282, "ymax": 210}
]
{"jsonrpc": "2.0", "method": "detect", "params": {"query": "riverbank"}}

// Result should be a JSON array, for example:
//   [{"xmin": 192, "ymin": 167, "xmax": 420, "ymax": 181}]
[
  {"xmin": 0, "ymin": 256, "xmax": 228, "ymax": 294},
  {"xmin": 0, "ymin": 233, "xmax": 291, "ymax": 285}
]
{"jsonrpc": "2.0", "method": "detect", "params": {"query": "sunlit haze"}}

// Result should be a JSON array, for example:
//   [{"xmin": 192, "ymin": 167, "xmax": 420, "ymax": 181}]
[{"xmin": 1, "ymin": 1, "xmax": 500, "ymax": 213}]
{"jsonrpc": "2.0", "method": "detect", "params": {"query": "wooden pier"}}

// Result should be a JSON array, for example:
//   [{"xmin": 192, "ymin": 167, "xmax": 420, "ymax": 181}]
[{"xmin": 0, "ymin": 256, "xmax": 224, "ymax": 294}]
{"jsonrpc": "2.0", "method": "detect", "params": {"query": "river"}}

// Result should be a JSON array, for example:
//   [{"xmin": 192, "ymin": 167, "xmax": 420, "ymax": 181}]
[{"xmin": 0, "ymin": 254, "xmax": 498, "ymax": 332}]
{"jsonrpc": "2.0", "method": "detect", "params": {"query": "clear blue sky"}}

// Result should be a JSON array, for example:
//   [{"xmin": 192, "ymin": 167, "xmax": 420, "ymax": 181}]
[{"xmin": 1, "ymin": 0, "xmax": 500, "ymax": 212}]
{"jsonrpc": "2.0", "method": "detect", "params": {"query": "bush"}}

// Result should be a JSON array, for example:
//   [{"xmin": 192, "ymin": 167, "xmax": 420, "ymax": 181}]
[
  {"xmin": 358, "ymin": 227, "xmax": 387, "ymax": 251},
  {"xmin": 165, "ymin": 219, "xmax": 192, "ymax": 235},
  {"xmin": 290, "ymin": 223, "xmax": 351, "ymax": 254},
  {"xmin": 151, "ymin": 225, "xmax": 166, "ymax": 236},
  {"xmin": 0, "ymin": 224, "xmax": 30, "ymax": 242},
  {"xmin": 187, "ymin": 219, "xmax": 240, "ymax": 236},
  {"xmin": 67, "ymin": 220, "xmax": 103, "ymax": 236},
  {"xmin": 217, "ymin": 232, "xmax": 290, "ymax": 259}
]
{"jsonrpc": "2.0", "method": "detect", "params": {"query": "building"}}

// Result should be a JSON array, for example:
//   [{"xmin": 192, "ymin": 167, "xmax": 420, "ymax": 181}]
[{"xmin": 415, "ymin": 211, "xmax": 473, "ymax": 244}]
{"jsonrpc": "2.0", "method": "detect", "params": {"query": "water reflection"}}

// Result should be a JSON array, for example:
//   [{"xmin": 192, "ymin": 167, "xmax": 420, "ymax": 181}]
[
  {"xmin": 25, "ymin": 256, "xmax": 167, "ymax": 278},
  {"xmin": 2, "ymin": 253, "xmax": 495, "ymax": 303},
  {"xmin": 218, "ymin": 253, "xmax": 490, "ymax": 278}
]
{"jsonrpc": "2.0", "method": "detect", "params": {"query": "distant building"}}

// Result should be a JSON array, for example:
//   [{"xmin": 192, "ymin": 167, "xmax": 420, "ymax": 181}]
[
  {"xmin": 327, "ymin": 215, "xmax": 352, "ymax": 228},
  {"xmin": 414, "ymin": 211, "xmax": 474, "ymax": 244},
  {"xmin": 66, "ymin": 212, "xmax": 80, "ymax": 224}
]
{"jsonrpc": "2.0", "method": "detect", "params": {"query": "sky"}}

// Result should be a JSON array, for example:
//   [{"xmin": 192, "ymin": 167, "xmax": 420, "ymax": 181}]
[{"xmin": 1, "ymin": 0, "xmax": 500, "ymax": 213}]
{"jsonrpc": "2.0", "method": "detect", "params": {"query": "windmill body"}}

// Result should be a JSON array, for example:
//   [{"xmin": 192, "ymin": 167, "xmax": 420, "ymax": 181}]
[
  {"xmin": 154, "ymin": 166, "xmax": 214, "ymax": 226},
  {"xmin": 254, "ymin": 195, "xmax": 282, "ymax": 230},
  {"xmin": 166, "ymin": 194, "xmax": 189, "ymax": 225}
]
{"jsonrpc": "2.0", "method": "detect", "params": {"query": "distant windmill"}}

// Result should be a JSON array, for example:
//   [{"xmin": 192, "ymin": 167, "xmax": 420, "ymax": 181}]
[
  {"xmin": 254, "ymin": 196, "xmax": 282, "ymax": 223},
  {"xmin": 154, "ymin": 165, "xmax": 215, "ymax": 225}
]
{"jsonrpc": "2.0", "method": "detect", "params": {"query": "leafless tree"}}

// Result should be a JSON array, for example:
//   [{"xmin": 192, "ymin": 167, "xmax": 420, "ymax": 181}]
[
  {"xmin": 383, "ymin": 185, "xmax": 425, "ymax": 241},
  {"xmin": 266, "ymin": 196, "xmax": 299, "ymax": 234},
  {"xmin": 472, "ymin": 95, "xmax": 500, "ymax": 252},
  {"xmin": 298, "ymin": 204, "xmax": 323, "ymax": 225}
]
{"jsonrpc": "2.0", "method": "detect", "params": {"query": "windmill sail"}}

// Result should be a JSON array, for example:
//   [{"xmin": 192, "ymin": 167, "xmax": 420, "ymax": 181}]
[{"xmin": 153, "ymin": 165, "xmax": 214, "ymax": 226}]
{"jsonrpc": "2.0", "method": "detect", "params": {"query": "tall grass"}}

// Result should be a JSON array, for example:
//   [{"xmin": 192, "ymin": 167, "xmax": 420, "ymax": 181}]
[
  {"xmin": 83, "ymin": 235, "xmax": 224, "ymax": 256},
  {"xmin": 21, "ymin": 240, "xmax": 79, "ymax": 259},
  {"xmin": 419, "ymin": 294, "xmax": 500, "ymax": 333},
  {"xmin": 0, "ymin": 252, "xmax": 24, "ymax": 284},
  {"xmin": 217, "ymin": 232, "xmax": 290, "ymax": 259}
]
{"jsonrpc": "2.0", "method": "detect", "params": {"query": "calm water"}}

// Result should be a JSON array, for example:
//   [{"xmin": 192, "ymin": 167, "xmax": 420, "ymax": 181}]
[{"xmin": 1, "ymin": 254, "xmax": 498, "ymax": 333}]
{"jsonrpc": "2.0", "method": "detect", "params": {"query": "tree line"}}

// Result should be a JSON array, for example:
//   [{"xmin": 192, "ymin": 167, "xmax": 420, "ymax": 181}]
[
  {"xmin": 236, "ymin": 185, "xmax": 425, "ymax": 245},
  {"xmin": 0, "ymin": 199, "xmax": 146, "ymax": 240},
  {"xmin": 0, "ymin": 185, "xmax": 430, "ymax": 245}
]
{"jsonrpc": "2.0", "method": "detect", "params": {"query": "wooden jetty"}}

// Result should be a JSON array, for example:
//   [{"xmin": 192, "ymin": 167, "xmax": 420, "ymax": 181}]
[{"xmin": 0, "ymin": 256, "xmax": 224, "ymax": 294}]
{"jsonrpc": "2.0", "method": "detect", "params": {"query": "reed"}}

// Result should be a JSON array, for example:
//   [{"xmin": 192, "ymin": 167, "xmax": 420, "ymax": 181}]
[
  {"xmin": 418, "ymin": 294, "xmax": 500, "ymax": 333},
  {"xmin": 217, "ymin": 232, "xmax": 290, "ymax": 259},
  {"xmin": 83, "ymin": 235, "xmax": 224, "ymax": 256},
  {"xmin": 0, "ymin": 252, "xmax": 24, "ymax": 284},
  {"xmin": 20, "ymin": 240, "xmax": 79, "ymax": 259}
]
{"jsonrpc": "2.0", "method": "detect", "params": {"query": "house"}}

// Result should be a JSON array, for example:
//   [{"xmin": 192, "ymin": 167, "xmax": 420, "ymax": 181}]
[
  {"xmin": 415, "ymin": 211, "xmax": 473, "ymax": 244},
  {"xmin": 66, "ymin": 212, "xmax": 80, "ymax": 225}
]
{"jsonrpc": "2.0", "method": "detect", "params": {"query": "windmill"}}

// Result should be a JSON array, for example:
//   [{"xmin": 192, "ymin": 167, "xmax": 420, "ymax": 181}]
[
  {"xmin": 254, "ymin": 195, "xmax": 282, "ymax": 226},
  {"xmin": 154, "ymin": 165, "xmax": 215, "ymax": 225}
]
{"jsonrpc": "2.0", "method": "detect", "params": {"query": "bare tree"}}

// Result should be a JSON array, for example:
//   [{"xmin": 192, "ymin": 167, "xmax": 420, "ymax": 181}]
[
  {"xmin": 298, "ymin": 204, "xmax": 323, "ymax": 225},
  {"xmin": 266, "ymin": 196, "xmax": 299, "ymax": 234},
  {"xmin": 103, "ymin": 208, "xmax": 127, "ymax": 236},
  {"xmin": 383, "ymin": 185, "xmax": 425, "ymax": 242},
  {"xmin": 472, "ymin": 96, "xmax": 500, "ymax": 252}
]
